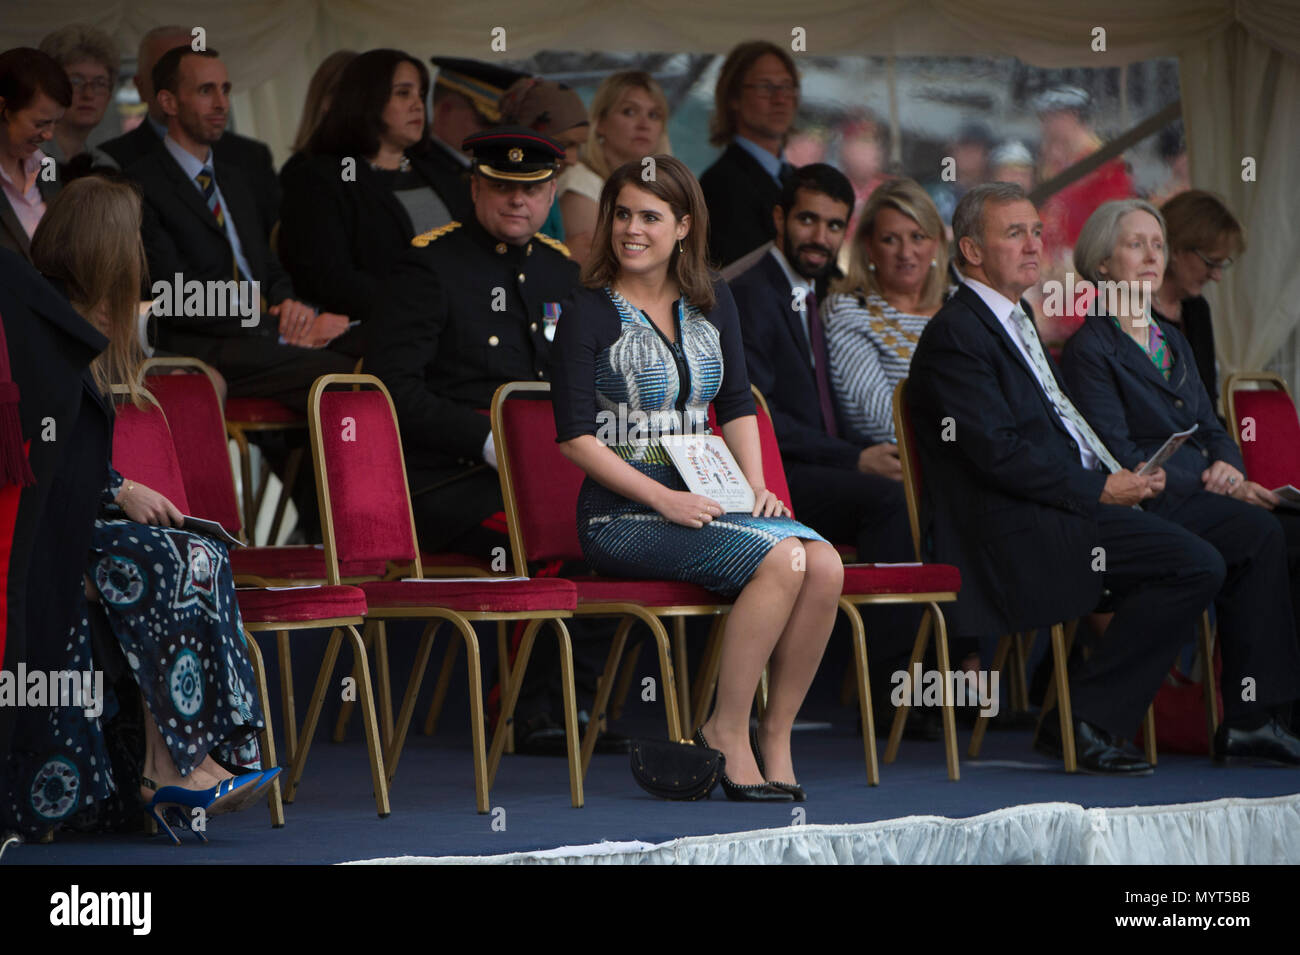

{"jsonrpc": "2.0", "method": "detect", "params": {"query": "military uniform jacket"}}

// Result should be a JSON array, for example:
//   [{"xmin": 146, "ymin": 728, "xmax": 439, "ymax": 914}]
[{"xmin": 369, "ymin": 214, "xmax": 580, "ymax": 495}]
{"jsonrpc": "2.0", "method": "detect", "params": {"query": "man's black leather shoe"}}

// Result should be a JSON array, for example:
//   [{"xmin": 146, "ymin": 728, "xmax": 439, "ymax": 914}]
[
  {"xmin": 1035, "ymin": 714, "xmax": 1154, "ymax": 776},
  {"xmin": 1213, "ymin": 716, "xmax": 1300, "ymax": 766}
]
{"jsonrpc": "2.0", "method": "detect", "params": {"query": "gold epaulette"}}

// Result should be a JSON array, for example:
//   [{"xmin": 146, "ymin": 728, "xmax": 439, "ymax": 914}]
[
  {"xmin": 411, "ymin": 221, "xmax": 461, "ymax": 248},
  {"xmin": 534, "ymin": 232, "xmax": 571, "ymax": 258}
]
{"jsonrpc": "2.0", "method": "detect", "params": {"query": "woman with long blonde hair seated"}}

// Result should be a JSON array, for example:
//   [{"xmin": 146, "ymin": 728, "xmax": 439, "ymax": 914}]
[{"xmin": 2, "ymin": 175, "xmax": 274, "ymax": 844}]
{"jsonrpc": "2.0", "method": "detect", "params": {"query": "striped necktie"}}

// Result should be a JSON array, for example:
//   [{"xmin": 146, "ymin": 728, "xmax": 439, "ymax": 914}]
[
  {"xmin": 1008, "ymin": 305, "xmax": 1121, "ymax": 473},
  {"xmin": 195, "ymin": 165, "xmax": 225, "ymax": 229}
]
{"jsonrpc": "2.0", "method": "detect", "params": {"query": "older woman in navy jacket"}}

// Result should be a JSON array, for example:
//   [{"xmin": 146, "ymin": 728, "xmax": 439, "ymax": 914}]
[{"xmin": 1061, "ymin": 198, "xmax": 1300, "ymax": 761}]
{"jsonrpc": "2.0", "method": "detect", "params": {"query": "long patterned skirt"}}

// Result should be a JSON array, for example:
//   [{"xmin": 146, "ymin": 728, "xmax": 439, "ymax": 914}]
[
  {"xmin": 576, "ymin": 461, "xmax": 827, "ymax": 599},
  {"xmin": 2, "ymin": 519, "xmax": 264, "ymax": 839}
]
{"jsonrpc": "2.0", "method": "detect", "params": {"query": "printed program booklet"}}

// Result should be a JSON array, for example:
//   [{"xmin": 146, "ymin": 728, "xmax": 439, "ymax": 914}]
[
  {"xmin": 1137, "ymin": 424, "xmax": 1198, "ymax": 475},
  {"xmin": 662, "ymin": 434, "xmax": 756, "ymax": 513},
  {"xmin": 1273, "ymin": 485, "xmax": 1300, "ymax": 510}
]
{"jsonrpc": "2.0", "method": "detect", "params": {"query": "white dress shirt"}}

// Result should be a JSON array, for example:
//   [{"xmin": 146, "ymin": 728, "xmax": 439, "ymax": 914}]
[{"xmin": 962, "ymin": 275, "xmax": 1098, "ymax": 470}]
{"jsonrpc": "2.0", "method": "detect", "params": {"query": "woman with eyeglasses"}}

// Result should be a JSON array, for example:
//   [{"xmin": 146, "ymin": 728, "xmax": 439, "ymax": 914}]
[
  {"xmin": 1151, "ymin": 190, "xmax": 1244, "ymax": 403},
  {"xmin": 38, "ymin": 25, "xmax": 121, "ymax": 172},
  {"xmin": 1061, "ymin": 198, "xmax": 1300, "ymax": 761}
]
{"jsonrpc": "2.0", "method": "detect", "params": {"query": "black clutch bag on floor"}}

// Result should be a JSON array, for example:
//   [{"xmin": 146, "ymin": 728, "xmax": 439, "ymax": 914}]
[{"xmin": 629, "ymin": 738, "xmax": 724, "ymax": 800}]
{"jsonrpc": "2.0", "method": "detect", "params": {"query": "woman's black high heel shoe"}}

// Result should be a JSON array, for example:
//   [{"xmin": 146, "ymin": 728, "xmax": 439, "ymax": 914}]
[
  {"xmin": 694, "ymin": 728, "xmax": 793, "ymax": 802},
  {"xmin": 750, "ymin": 726, "xmax": 807, "ymax": 802}
]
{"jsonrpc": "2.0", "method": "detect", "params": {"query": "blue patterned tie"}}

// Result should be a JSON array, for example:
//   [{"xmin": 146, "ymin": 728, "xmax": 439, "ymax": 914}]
[
  {"xmin": 1008, "ymin": 306, "xmax": 1120, "ymax": 473},
  {"xmin": 194, "ymin": 166, "xmax": 225, "ymax": 229}
]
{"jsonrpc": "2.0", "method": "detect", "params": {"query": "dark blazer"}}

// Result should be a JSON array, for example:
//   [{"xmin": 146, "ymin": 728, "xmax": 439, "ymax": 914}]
[
  {"xmin": 277, "ymin": 150, "xmax": 468, "ymax": 326},
  {"xmin": 700, "ymin": 142, "xmax": 782, "ymax": 269},
  {"xmin": 369, "ymin": 216, "xmax": 580, "ymax": 496},
  {"xmin": 1153, "ymin": 295, "xmax": 1218, "ymax": 404},
  {"xmin": 907, "ymin": 282, "xmax": 1108, "ymax": 636},
  {"xmin": 729, "ymin": 250, "xmax": 860, "ymax": 468},
  {"xmin": 1060, "ymin": 313, "xmax": 1243, "ymax": 514},
  {"xmin": 0, "ymin": 170, "xmax": 59, "ymax": 264},
  {"xmin": 128, "ymin": 144, "xmax": 293, "ymax": 341},
  {"xmin": 0, "ymin": 250, "xmax": 109, "ymax": 756},
  {"xmin": 101, "ymin": 121, "xmax": 280, "ymax": 238}
]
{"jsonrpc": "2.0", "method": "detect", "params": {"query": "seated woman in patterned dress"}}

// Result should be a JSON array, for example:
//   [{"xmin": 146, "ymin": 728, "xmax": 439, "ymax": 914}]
[
  {"xmin": 551, "ymin": 156, "xmax": 843, "ymax": 801},
  {"xmin": 2, "ymin": 175, "xmax": 271, "ymax": 843},
  {"xmin": 824, "ymin": 178, "xmax": 951, "ymax": 445}
]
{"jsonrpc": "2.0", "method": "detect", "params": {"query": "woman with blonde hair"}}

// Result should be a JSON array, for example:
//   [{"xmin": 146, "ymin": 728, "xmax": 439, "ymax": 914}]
[
  {"xmin": 824, "ymin": 177, "xmax": 951, "ymax": 445},
  {"xmin": 1, "ymin": 174, "xmax": 273, "ymax": 844},
  {"xmin": 556, "ymin": 71, "xmax": 672, "ymax": 265},
  {"xmin": 552, "ymin": 156, "xmax": 842, "ymax": 800},
  {"xmin": 290, "ymin": 49, "xmax": 358, "ymax": 155}
]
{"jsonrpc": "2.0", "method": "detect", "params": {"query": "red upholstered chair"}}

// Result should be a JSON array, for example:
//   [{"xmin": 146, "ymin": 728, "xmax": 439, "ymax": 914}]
[
  {"xmin": 308, "ymin": 375, "xmax": 582, "ymax": 811},
  {"xmin": 1224, "ymin": 371, "xmax": 1300, "ymax": 490},
  {"xmin": 109, "ymin": 390, "xmax": 377, "ymax": 822},
  {"xmin": 140, "ymin": 359, "xmax": 389, "ymax": 766},
  {"xmin": 492, "ymin": 381, "xmax": 731, "ymax": 777},
  {"xmin": 745, "ymin": 386, "xmax": 963, "ymax": 783}
]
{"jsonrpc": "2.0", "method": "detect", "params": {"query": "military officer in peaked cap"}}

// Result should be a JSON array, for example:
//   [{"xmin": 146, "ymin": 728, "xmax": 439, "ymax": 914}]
[{"xmin": 369, "ymin": 126, "xmax": 579, "ymax": 556}]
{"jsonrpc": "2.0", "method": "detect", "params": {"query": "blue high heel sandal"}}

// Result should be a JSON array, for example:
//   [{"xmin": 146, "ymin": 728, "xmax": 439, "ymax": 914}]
[
  {"xmin": 142, "ymin": 772, "xmax": 264, "ymax": 843},
  {"xmin": 142, "ymin": 777, "xmax": 219, "ymax": 845}
]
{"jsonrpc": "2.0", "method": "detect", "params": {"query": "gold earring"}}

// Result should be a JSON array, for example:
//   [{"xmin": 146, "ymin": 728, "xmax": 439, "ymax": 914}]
[
  {"xmin": 868, "ymin": 262, "xmax": 876, "ymax": 272},
  {"xmin": 678, "ymin": 239, "xmax": 685, "ymax": 255}
]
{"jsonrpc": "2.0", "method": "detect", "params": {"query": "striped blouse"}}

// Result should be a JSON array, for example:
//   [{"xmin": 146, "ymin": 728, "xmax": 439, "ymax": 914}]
[{"xmin": 824, "ymin": 290, "xmax": 945, "ymax": 444}]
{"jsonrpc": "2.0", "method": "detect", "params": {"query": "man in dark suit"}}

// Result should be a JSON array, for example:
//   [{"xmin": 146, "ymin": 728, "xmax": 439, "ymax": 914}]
[
  {"xmin": 371, "ymin": 128, "xmax": 578, "ymax": 554},
  {"xmin": 908, "ymin": 182, "xmax": 1230, "ymax": 774},
  {"xmin": 99, "ymin": 26, "xmax": 280, "ymax": 238},
  {"xmin": 128, "ymin": 47, "xmax": 353, "ymax": 410},
  {"xmin": 730, "ymin": 163, "xmax": 929, "ymax": 730},
  {"xmin": 700, "ymin": 41, "xmax": 800, "ymax": 269},
  {"xmin": 369, "ymin": 128, "xmax": 587, "ymax": 753}
]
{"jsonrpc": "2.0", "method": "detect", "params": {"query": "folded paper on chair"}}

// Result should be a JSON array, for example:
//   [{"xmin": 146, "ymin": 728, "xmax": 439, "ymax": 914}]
[
  {"xmin": 662, "ymin": 434, "xmax": 756, "ymax": 512},
  {"xmin": 1137, "ymin": 424, "xmax": 1198, "ymax": 475}
]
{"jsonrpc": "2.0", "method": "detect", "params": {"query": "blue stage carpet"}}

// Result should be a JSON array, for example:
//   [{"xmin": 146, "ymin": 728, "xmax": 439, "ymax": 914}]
[{"xmin": 6, "ymin": 715, "xmax": 1299, "ymax": 864}]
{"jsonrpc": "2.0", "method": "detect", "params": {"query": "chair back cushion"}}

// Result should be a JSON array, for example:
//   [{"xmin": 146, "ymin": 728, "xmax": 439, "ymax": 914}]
[
  {"xmin": 706, "ymin": 401, "xmax": 792, "ymax": 513},
  {"xmin": 318, "ymin": 389, "xmax": 418, "ymax": 564},
  {"xmin": 1232, "ymin": 387, "xmax": 1300, "ymax": 490},
  {"xmin": 112, "ymin": 402, "xmax": 191, "ymax": 513},
  {"xmin": 145, "ymin": 372, "xmax": 241, "ymax": 532},
  {"xmin": 498, "ymin": 392, "xmax": 585, "ymax": 563}
]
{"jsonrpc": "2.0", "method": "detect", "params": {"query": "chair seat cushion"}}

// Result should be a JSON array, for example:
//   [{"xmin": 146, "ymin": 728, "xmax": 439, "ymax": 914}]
[
  {"xmin": 360, "ymin": 578, "xmax": 577, "ymax": 613},
  {"xmin": 237, "ymin": 585, "xmax": 368, "ymax": 622},
  {"xmin": 225, "ymin": 398, "xmax": 305, "ymax": 425},
  {"xmin": 570, "ymin": 576, "xmax": 731, "ymax": 607},
  {"xmin": 842, "ymin": 563, "xmax": 961, "ymax": 595},
  {"xmin": 232, "ymin": 546, "xmax": 387, "ymax": 580}
]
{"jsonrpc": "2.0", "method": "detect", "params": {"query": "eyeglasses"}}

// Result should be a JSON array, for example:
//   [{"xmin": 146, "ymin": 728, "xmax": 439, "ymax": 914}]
[
  {"xmin": 742, "ymin": 81, "xmax": 798, "ymax": 99},
  {"xmin": 69, "ymin": 76, "xmax": 112, "ymax": 93},
  {"xmin": 1194, "ymin": 249, "xmax": 1233, "ymax": 271}
]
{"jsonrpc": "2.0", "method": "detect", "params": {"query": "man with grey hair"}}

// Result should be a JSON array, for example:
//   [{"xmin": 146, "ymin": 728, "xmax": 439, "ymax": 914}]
[
  {"xmin": 907, "ymin": 181, "xmax": 1228, "ymax": 775},
  {"xmin": 100, "ymin": 25, "xmax": 279, "ymax": 236}
]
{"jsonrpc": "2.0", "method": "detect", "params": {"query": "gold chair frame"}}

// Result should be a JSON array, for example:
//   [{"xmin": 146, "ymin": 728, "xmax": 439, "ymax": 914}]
[
  {"xmin": 308, "ymin": 374, "xmax": 582, "ymax": 811},
  {"xmin": 491, "ymin": 381, "xmax": 733, "ymax": 777}
]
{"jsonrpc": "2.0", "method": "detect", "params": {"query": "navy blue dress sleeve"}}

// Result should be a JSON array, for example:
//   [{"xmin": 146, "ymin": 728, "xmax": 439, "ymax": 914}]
[{"xmin": 550, "ymin": 287, "xmax": 608, "ymax": 443}]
